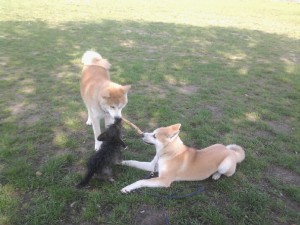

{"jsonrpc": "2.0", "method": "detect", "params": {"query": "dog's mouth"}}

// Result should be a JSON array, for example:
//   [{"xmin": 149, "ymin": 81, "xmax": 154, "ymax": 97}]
[{"xmin": 143, "ymin": 140, "xmax": 155, "ymax": 145}]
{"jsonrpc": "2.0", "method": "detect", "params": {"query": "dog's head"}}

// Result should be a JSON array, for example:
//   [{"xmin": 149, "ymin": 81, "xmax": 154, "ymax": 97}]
[
  {"xmin": 142, "ymin": 124, "xmax": 181, "ymax": 151},
  {"xmin": 100, "ymin": 83, "xmax": 131, "ymax": 121},
  {"xmin": 97, "ymin": 118, "xmax": 127, "ymax": 148}
]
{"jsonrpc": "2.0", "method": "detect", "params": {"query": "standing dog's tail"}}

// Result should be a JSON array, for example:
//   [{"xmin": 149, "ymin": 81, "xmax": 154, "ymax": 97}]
[
  {"xmin": 81, "ymin": 50, "xmax": 111, "ymax": 69},
  {"xmin": 226, "ymin": 144, "xmax": 245, "ymax": 163}
]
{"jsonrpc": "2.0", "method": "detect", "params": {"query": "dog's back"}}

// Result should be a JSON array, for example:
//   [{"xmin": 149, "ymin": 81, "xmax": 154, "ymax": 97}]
[{"xmin": 80, "ymin": 51, "xmax": 111, "ymax": 115}]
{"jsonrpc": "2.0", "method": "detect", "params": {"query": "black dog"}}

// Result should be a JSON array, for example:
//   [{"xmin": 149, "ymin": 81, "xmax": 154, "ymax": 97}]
[{"xmin": 76, "ymin": 118, "xmax": 126, "ymax": 188}]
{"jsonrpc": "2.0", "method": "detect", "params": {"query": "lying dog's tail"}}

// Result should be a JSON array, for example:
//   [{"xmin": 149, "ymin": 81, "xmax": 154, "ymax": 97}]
[
  {"xmin": 226, "ymin": 144, "xmax": 245, "ymax": 163},
  {"xmin": 81, "ymin": 50, "xmax": 111, "ymax": 70}
]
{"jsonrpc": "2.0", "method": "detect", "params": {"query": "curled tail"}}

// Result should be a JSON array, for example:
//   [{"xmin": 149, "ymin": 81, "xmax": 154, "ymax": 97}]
[
  {"xmin": 226, "ymin": 144, "xmax": 245, "ymax": 163},
  {"xmin": 81, "ymin": 50, "xmax": 111, "ymax": 69}
]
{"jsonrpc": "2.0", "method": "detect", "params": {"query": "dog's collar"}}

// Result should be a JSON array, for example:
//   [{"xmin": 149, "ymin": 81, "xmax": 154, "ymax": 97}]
[{"xmin": 154, "ymin": 161, "xmax": 158, "ymax": 172}]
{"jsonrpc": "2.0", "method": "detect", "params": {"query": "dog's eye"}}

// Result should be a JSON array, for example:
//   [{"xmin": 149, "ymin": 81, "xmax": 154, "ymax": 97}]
[
  {"xmin": 153, "ymin": 134, "xmax": 156, "ymax": 139},
  {"xmin": 111, "ymin": 106, "xmax": 116, "ymax": 109}
]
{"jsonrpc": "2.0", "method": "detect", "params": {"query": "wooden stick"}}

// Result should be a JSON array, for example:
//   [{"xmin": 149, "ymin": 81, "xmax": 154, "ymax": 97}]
[{"xmin": 122, "ymin": 118, "xmax": 143, "ymax": 135}]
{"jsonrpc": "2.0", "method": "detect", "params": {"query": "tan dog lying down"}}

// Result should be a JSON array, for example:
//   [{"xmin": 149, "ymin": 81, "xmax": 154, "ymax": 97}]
[{"xmin": 121, "ymin": 124, "xmax": 245, "ymax": 193}]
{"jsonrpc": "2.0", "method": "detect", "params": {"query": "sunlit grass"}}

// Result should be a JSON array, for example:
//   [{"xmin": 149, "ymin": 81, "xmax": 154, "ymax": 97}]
[{"xmin": 2, "ymin": 0, "xmax": 300, "ymax": 38}]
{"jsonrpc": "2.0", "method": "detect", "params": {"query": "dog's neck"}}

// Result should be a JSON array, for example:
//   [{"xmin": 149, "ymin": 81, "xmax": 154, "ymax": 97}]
[{"xmin": 156, "ymin": 136, "xmax": 185, "ymax": 158}]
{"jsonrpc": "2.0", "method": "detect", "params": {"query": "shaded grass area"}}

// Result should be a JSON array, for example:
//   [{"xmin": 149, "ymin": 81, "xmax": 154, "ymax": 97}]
[{"xmin": 1, "ymin": 5, "xmax": 300, "ymax": 225}]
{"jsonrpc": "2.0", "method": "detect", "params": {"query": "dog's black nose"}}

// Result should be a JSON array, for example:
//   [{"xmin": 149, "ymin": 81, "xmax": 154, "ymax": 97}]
[
  {"xmin": 140, "ymin": 133, "xmax": 144, "ymax": 138},
  {"xmin": 114, "ymin": 116, "xmax": 122, "ymax": 123}
]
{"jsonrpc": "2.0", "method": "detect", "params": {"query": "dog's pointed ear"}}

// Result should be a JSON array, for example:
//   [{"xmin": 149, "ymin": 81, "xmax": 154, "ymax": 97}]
[
  {"xmin": 167, "ymin": 124, "xmax": 181, "ymax": 142},
  {"xmin": 97, "ymin": 132, "xmax": 109, "ymax": 141},
  {"xmin": 121, "ymin": 85, "xmax": 131, "ymax": 94},
  {"xmin": 171, "ymin": 124, "xmax": 181, "ymax": 132}
]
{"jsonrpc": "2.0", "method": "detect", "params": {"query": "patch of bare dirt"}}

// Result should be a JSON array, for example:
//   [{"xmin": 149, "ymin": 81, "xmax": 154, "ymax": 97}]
[
  {"xmin": 267, "ymin": 121, "xmax": 292, "ymax": 134},
  {"xmin": 133, "ymin": 83, "xmax": 199, "ymax": 98},
  {"xmin": 134, "ymin": 204, "xmax": 165, "ymax": 225},
  {"xmin": 0, "ymin": 56, "xmax": 10, "ymax": 66},
  {"xmin": 24, "ymin": 114, "xmax": 40, "ymax": 125},
  {"xmin": 133, "ymin": 84, "xmax": 168, "ymax": 99},
  {"xmin": 254, "ymin": 130, "xmax": 273, "ymax": 138},
  {"xmin": 206, "ymin": 105, "xmax": 223, "ymax": 120},
  {"xmin": 263, "ymin": 166, "xmax": 300, "ymax": 220},
  {"xmin": 177, "ymin": 85, "xmax": 199, "ymax": 95},
  {"xmin": 266, "ymin": 166, "xmax": 300, "ymax": 186}
]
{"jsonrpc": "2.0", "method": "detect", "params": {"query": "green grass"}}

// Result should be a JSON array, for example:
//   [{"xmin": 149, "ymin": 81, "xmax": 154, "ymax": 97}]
[{"xmin": 1, "ymin": 0, "xmax": 300, "ymax": 224}]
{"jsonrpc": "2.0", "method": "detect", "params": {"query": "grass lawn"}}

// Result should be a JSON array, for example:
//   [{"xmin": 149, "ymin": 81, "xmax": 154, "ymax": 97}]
[{"xmin": 0, "ymin": 0, "xmax": 300, "ymax": 224}]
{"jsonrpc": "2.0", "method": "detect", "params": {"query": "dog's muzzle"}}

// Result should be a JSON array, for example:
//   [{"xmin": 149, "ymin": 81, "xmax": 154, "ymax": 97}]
[
  {"xmin": 142, "ymin": 139, "xmax": 155, "ymax": 145},
  {"xmin": 143, "ymin": 140, "xmax": 154, "ymax": 145}
]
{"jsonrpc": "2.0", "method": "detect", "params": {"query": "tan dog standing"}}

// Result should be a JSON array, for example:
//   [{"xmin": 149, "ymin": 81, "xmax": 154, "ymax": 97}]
[
  {"xmin": 121, "ymin": 124, "xmax": 245, "ymax": 193},
  {"xmin": 81, "ymin": 51, "xmax": 131, "ymax": 150}
]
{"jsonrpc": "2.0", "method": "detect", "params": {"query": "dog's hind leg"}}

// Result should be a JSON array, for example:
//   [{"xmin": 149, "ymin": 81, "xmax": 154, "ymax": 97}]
[
  {"xmin": 212, "ymin": 172, "xmax": 222, "ymax": 180},
  {"xmin": 224, "ymin": 162, "xmax": 236, "ymax": 177},
  {"xmin": 122, "ymin": 155, "xmax": 158, "ymax": 172},
  {"xmin": 101, "ymin": 167, "xmax": 115, "ymax": 182},
  {"xmin": 212, "ymin": 157, "xmax": 236, "ymax": 180}
]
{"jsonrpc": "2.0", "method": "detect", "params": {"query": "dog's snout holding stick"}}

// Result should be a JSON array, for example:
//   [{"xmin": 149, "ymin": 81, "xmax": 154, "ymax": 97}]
[{"xmin": 122, "ymin": 118, "xmax": 144, "ymax": 136}]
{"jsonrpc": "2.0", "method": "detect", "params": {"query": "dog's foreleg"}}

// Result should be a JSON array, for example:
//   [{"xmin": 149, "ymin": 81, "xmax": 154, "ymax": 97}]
[
  {"xmin": 91, "ymin": 115, "xmax": 102, "ymax": 150},
  {"xmin": 121, "ymin": 177, "xmax": 172, "ymax": 193},
  {"xmin": 212, "ymin": 157, "xmax": 236, "ymax": 180},
  {"xmin": 86, "ymin": 108, "xmax": 92, "ymax": 125},
  {"xmin": 122, "ymin": 155, "xmax": 158, "ymax": 172},
  {"xmin": 122, "ymin": 160, "xmax": 154, "ymax": 171}
]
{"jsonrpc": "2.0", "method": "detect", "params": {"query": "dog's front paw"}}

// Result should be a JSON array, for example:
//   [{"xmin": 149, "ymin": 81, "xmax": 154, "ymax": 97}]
[
  {"xmin": 121, "ymin": 160, "xmax": 128, "ymax": 165},
  {"xmin": 121, "ymin": 186, "xmax": 133, "ymax": 194},
  {"xmin": 86, "ymin": 118, "xmax": 92, "ymax": 126}
]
